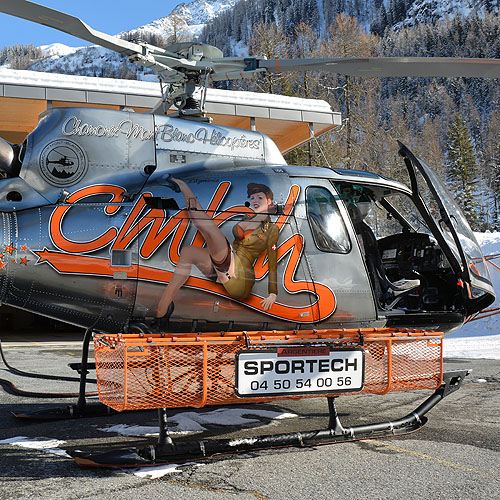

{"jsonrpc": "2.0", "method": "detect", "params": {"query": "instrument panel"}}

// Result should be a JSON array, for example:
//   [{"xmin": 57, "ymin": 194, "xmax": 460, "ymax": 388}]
[{"xmin": 378, "ymin": 232, "xmax": 449, "ymax": 275}]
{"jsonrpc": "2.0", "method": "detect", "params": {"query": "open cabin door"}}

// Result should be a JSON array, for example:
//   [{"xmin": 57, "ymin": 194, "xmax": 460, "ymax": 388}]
[
  {"xmin": 291, "ymin": 178, "xmax": 377, "ymax": 328},
  {"xmin": 398, "ymin": 143, "xmax": 495, "ymax": 316}
]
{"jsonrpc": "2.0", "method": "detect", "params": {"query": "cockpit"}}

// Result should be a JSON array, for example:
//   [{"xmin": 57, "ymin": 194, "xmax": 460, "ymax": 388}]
[{"xmin": 331, "ymin": 177, "xmax": 490, "ymax": 329}]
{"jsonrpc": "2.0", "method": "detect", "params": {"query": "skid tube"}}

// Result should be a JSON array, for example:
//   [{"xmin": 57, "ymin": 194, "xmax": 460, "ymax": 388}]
[
  {"xmin": 5, "ymin": 328, "xmax": 115, "ymax": 421},
  {"xmin": 70, "ymin": 370, "xmax": 469, "ymax": 468}
]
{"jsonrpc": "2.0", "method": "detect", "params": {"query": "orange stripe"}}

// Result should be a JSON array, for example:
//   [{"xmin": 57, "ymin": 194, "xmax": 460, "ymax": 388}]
[{"xmin": 33, "ymin": 249, "xmax": 335, "ymax": 323}]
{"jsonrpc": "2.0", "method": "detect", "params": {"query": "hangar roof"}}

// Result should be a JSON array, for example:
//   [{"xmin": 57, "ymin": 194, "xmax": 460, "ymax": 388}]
[{"xmin": 0, "ymin": 69, "xmax": 341, "ymax": 152}]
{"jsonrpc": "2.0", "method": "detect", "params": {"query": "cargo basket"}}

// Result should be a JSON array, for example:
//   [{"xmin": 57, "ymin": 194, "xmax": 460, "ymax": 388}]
[{"xmin": 94, "ymin": 328, "xmax": 443, "ymax": 412}]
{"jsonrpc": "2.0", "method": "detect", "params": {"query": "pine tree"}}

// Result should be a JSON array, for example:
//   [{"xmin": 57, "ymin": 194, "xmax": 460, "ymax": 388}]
[
  {"xmin": 482, "ymin": 114, "xmax": 500, "ymax": 229},
  {"xmin": 372, "ymin": 3, "xmax": 389, "ymax": 35},
  {"xmin": 489, "ymin": 136, "xmax": 500, "ymax": 229},
  {"xmin": 445, "ymin": 113, "xmax": 481, "ymax": 229},
  {"xmin": 0, "ymin": 44, "xmax": 42, "ymax": 70},
  {"xmin": 248, "ymin": 22, "xmax": 290, "ymax": 94},
  {"xmin": 389, "ymin": 0, "xmax": 406, "ymax": 25},
  {"xmin": 321, "ymin": 14, "xmax": 378, "ymax": 169}
]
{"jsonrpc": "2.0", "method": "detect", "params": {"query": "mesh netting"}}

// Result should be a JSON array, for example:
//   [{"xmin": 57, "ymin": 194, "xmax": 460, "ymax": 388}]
[{"xmin": 94, "ymin": 328, "xmax": 443, "ymax": 411}]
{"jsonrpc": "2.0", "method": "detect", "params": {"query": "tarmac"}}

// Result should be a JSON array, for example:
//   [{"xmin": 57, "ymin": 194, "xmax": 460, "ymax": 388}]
[{"xmin": 0, "ymin": 331, "xmax": 499, "ymax": 499}]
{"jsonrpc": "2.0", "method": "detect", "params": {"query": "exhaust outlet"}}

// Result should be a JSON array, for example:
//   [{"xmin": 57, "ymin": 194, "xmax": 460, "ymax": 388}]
[{"xmin": 0, "ymin": 137, "xmax": 20, "ymax": 176}]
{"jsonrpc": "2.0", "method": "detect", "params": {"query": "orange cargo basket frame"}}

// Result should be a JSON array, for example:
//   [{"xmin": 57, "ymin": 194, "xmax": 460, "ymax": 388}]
[{"xmin": 93, "ymin": 328, "xmax": 444, "ymax": 412}]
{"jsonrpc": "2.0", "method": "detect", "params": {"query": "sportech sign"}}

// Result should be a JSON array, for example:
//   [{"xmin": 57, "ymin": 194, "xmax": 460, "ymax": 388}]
[{"xmin": 34, "ymin": 183, "xmax": 336, "ymax": 323}]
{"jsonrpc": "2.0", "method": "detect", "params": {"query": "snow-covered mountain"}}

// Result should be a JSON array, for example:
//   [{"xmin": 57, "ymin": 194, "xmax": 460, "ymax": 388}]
[
  {"xmin": 171, "ymin": 0, "xmax": 236, "ymax": 26},
  {"xmin": 4, "ymin": 0, "xmax": 498, "ymax": 78},
  {"xmin": 30, "ymin": 45, "xmax": 137, "ymax": 79},
  {"xmin": 39, "ymin": 43, "xmax": 82, "ymax": 59},
  {"xmin": 26, "ymin": 0, "xmax": 236, "ymax": 79},
  {"xmin": 125, "ymin": 0, "xmax": 235, "ymax": 42},
  {"xmin": 394, "ymin": 0, "xmax": 498, "ymax": 29}
]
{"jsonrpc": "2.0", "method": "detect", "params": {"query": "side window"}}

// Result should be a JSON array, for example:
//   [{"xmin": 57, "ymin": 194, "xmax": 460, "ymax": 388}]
[{"xmin": 306, "ymin": 186, "xmax": 351, "ymax": 253}]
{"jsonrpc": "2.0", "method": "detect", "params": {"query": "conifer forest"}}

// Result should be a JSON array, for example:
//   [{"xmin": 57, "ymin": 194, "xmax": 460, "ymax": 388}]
[
  {"xmin": 2, "ymin": 1, "xmax": 499, "ymax": 230},
  {"xmin": 203, "ymin": 9, "xmax": 500, "ymax": 231}
]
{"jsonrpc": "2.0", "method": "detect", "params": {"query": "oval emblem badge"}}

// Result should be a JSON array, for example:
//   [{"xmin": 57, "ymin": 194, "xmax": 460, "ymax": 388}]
[{"xmin": 39, "ymin": 139, "xmax": 88, "ymax": 187}]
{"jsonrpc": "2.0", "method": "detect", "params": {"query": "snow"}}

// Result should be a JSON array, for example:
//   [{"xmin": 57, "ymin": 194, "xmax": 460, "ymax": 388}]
[
  {"xmin": 0, "ymin": 437, "xmax": 69, "ymax": 457},
  {"xmin": 40, "ymin": 44, "xmax": 83, "ymax": 59},
  {"xmin": 132, "ymin": 463, "xmax": 190, "ymax": 478},
  {"xmin": 99, "ymin": 408, "xmax": 298, "ymax": 437},
  {"xmin": 171, "ymin": 0, "xmax": 236, "ymax": 26},
  {"xmin": 0, "ymin": 67, "xmax": 160, "ymax": 94},
  {"xmin": 401, "ymin": 0, "xmax": 483, "ymax": 27},
  {"xmin": 443, "ymin": 231, "xmax": 500, "ymax": 359},
  {"xmin": 0, "ymin": 67, "xmax": 335, "ymax": 114},
  {"xmin": 0, "ymin": 436, "xmax": 185, "ymax": 478},
  {"xmin": 232, "ymin": 39, "xmax": 249, "ymax": 57},
  {"xmin": 0, "ymin": 409, "xmax": 296, "ymax": 479},
  {"xmin": 96, "ymin": 408, "xmax": 297, "ymax": 478}
]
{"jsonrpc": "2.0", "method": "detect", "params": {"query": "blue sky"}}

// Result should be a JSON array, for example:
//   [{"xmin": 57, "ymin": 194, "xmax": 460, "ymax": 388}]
[{"xmin": 0, "ymin": 0, "xmax": 182, "ymax": 48}]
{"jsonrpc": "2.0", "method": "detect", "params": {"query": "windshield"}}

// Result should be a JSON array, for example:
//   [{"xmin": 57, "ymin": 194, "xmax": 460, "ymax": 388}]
[
  {"xmin": 334, "ymin": 181, "xmax": 432, "ymax": 239},
  {"xmin": 413, "ymin": 158, "xmax": 491, "ymax": 286}
]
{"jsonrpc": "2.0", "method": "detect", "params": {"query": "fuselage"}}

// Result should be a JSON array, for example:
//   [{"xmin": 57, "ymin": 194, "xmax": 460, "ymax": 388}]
[{"xmin": 0, "ymin": 107, "xmax": 493, "ymax": 334}]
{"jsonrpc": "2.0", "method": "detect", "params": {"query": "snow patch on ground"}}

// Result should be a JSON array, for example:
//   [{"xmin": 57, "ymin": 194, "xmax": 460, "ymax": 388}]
[
  {"xmin": 443, "ymin": 231, "xmax": 500, "ymax": 359},
  {"xmin": 0, "ymin": 436, "xmax": 69, "ymax": 456},
  {"xmin": 444, "ymin": 334, "xmax": 500, "ymax": 359},
  {"xmin": 95, "ymin": 407, "xmax": 297, "ymax": 479},
  {"xmin": 99, "ymin": 408, "xmax": 298, "ymax": 437},
  {"xmin": 131, "ymin": 463, "xmax": 192, "ymax": 479}
]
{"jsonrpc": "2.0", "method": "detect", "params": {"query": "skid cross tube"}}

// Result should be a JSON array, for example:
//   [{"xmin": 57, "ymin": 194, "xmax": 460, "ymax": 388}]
[
  {"xmin": 9, "ymin": 329, "xmax": 116, "ymax": 421},
  {"xmin": 70, "ymin": 370, "xmax": 469, "ymax": 468}
]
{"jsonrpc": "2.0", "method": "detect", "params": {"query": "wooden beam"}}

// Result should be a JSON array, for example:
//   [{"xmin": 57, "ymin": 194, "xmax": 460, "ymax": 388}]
[
  {"xmin": 51, "ymin": 101, "xmax": 120, "ymax": 110},
  {"xmin": 0, "ymin": 96, "xmax": 46, "ymax": 140},
  {"xmin": 208, "ymin": 114, "xmax": 252, "ymax": 130}
]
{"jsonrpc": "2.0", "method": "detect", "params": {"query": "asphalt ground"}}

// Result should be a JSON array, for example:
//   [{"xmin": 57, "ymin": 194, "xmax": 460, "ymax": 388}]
[{"xmin": 0, "ymin": 332, "xmax": 499, "ymax": 500}]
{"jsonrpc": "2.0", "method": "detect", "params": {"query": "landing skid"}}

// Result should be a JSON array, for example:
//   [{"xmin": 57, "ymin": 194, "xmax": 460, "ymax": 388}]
[
  {"xmin": 13, "ymin": 402, "xmax": 115, "ymax": 421},
  {"xmin": 3, "ymin": 328, "xmax": 116, "ymax": 421},
  {"xmin": 70, "ymin": 370, "xmax": 469, "ymax": 468}
]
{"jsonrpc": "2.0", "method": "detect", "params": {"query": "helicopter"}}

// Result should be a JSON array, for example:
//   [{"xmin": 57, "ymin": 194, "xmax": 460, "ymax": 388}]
[{"xmin": 0, "ymin": 0, "xmax": 499, "ymax": 468}]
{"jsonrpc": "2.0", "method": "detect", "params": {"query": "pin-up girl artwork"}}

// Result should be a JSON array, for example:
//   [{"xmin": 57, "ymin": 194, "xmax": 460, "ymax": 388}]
[{"xmin": 156, "ymin": 178, "xmax": 279, "ymax": 321}]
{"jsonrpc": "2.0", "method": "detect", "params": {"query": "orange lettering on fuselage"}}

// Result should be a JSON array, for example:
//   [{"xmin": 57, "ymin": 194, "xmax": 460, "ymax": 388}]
[
  {"xmin": 111, "ymin": 182, "xmax": 235, "ymax": 261},
  {"xmin": 45, "ymin": 182, "xmax": 336, "ymax": 322},
  {"xmin": 49, "ymin": 185, "xmax": 125, "ymax": 253}
]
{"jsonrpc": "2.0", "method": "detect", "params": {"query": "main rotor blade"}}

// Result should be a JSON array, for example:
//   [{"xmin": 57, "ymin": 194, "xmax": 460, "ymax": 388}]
[
  {"xmin": 0, "ymin": 0, "xmax": 145, "ymax": 57},
  {"xmin": 260, "ymin": 57, "xmax": 500, "ymax": 78}
]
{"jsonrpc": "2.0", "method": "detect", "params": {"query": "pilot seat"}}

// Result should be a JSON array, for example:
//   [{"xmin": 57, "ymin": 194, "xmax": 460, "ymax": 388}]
[{"xmin": 347, "ymin": 199, "xmax": 420, "ymax": 309}]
